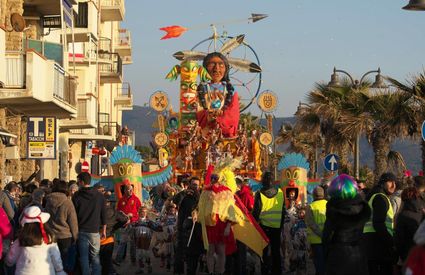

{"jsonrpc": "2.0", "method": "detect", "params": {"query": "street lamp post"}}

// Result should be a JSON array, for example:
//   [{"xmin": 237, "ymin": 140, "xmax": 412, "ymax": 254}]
[
  {"xmin": 402, "ymin": 0, "xmax": 425, "ymax": 10},
  {"xmin": 327, "ymin": 67, "xmax": 387, "ymax": 179}
]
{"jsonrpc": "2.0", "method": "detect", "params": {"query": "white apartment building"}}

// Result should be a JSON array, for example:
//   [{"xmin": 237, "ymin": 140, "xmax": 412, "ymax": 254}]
[{"xmin": 0, "ymin": 0, "xmax": 133, "ymax": 185}]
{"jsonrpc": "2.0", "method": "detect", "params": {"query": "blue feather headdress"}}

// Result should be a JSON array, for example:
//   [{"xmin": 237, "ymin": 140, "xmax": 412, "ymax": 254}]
[
  {"xmin": 110, "ymin": 145, "xmax": 143, "ymax": 165},
  {"xmin": 277, "ymin": 153, "xmax": 310, "ymax": 172}
]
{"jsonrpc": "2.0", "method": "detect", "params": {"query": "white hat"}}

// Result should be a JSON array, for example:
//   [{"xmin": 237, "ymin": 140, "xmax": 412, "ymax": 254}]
[{"xmin": 20, "ymin": 206, "xmax": 50, "ymax": 226}]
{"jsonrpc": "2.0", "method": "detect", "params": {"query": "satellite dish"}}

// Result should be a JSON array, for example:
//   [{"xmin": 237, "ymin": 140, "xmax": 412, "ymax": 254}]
[{"xmin": 10, "ymin": 13, "xmax": 26, "ymax": 32}]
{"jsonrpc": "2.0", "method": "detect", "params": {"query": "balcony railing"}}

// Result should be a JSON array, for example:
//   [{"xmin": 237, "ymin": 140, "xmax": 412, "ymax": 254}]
[
  {"xmin": 98, "ymin": 112, "xmax": 119, "ymax": 137},
  {"xmin": 23, "ymin": 39, "xmax": 63, "ymax": 67},
  {"xmin": 5, "ymin": 52, "xmax": 25, "ymax": 88},
  {"xmin": 115, "ymin": 82, "xmax": 132, "ymax": 109},
  {"xmin": 2, "ymin": 51, "xmax": 77, "ymax": 116},
  {"xmin": 118, "ymin": 82, "xmax": 131, "ymax": 97},
  {"xmin": 99, "ymin": 53, "xmax": 122, "ymax": 74},
  {"xmin": 114, "ymin": 29, "xmax": 131, "ymax": 59},
  {"xmin": 53, "ymin": 64, "xmax": 77, "ymax": 107},
  {"xmin": 115, "ymin": 29, "xmax": 131, "ymax": 48},
  {"xmin": 99, "ymin": 53, "xmax": 122, "ymax": 83},
  {"xmin": 68, "ymin": 41, "xmax": 97, "ymax": 63},
  {"xmin": 99, "ymin": 37, "xmax": 112, "ymax": 53}
]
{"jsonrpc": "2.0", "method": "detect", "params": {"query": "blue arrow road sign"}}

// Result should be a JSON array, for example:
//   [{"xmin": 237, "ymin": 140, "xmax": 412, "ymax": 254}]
[{"xmin": 324, "ymin": 154, "xmax": 339, "ymax": 171}]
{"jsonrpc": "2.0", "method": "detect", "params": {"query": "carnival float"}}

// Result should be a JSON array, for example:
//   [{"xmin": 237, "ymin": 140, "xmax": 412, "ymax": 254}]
[{"xmin": 92, "ymin": 19, "xmax": 323, "ymax": 209}]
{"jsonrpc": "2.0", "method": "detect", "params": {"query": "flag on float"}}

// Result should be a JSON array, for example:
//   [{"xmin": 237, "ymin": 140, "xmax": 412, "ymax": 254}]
[{"xmin": 232, "ymin": 193, "xmax": 269, "ymax": 258}]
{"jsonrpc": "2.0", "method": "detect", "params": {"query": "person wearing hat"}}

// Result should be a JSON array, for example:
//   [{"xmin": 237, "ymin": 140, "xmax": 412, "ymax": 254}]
[
  {"xmin": 305, "ymin": 186, "xmax": 327, "ymax": 275},
  {"xmin": 363, "ymin": 172, "xmax": 398, "ymax": 275},
  {"xmin": 322, "ymin": 174, "xmax": 371, "ymax": 275},
  {"xmin": 196, "ymin": 52, "xmax": 239, "ymax": 138},
  {"xmin": 5, "ymin": 206, "xmax": 66, "ymax": 275}
]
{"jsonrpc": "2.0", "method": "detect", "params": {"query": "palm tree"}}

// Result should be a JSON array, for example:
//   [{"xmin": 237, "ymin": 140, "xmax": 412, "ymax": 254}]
[
  {"xmin": 306, "ymin": 78, "xmax": 415, "ymax": 180},
  {"xmin": 365, "ymin": 90, "xmax": 416, "ymax": 179},
  {"xmin": 387, "ymin": 72, "xmax": 425, "ymax": 172},
  {"xmin": 305, "ymin": 80, "xmax": 360, "ymax": 175},
  {"xmin": 240, "ymin": 112, "xmax": 265, "ymax": 133}
]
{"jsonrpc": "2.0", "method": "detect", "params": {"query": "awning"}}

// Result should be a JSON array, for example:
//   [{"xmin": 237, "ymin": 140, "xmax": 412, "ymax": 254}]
[
  {"xmin": 0, "ymin": 128, "xmax": 17, "ymax": 139},
  {"xmin": 69, "ymin": 133, "xmax": 115, "ymax": 141}
]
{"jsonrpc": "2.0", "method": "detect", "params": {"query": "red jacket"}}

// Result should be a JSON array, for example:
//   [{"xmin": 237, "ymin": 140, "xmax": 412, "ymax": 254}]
[
  {"xmin": 117, "ymin": 194, "xmax": 141, "ymax": 223},
  {"xmin": 405, "ymin": 245, "xmax": 425, "ymax": 275},
  {"xmin": 237, "ymin": 184, "xmax": 254, "ymax": 212}
]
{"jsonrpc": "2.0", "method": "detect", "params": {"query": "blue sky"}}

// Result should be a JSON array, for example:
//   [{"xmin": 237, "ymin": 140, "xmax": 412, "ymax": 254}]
[{"xmin": 121, "ymin": 0, "xmax": 425, "ymax": 117}]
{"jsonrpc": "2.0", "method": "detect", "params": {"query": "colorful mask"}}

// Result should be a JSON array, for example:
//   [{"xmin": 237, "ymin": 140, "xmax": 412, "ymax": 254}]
[
  {"xmin": 166, "ymin": 60, "xmax": 211, "ymax": 131},
  {"xmin": 277, "ymin": 153, "xmax": 310, "ymax": 208},
  {"xmin": 110, "ymin": 145, "xmax": 143, "ymax": 201}
]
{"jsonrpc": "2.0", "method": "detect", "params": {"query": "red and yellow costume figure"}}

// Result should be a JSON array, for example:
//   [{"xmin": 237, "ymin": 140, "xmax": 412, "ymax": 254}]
[
  {"xmin": 197, "ymin": 158, "xmax": 268, "ymax": 274},
  {"xmin": 277, "ymin": 153, "xmax": 310, "ymax": 208},
  {"xmin": 196, "ymin": 52, "xmax": 240, "ymax": 138}
]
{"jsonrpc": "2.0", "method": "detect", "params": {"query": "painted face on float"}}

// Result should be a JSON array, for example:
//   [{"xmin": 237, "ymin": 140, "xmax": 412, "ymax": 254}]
[{"xmin": 205, "ymin": 56, "xmax": 226, "ymax": 83}]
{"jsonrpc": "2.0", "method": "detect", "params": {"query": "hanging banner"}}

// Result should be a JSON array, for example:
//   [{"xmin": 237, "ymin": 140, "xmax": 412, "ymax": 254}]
[
  {"xmin": 27, "ymin": 117, "xmax": 56, "ymax": 159},
  {"xmin": 62, "ymin": 0, "xmax": 73, "ymax": 28}
]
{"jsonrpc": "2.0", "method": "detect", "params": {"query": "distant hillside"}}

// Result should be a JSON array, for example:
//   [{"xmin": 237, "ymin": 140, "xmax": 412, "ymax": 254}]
[
  {"xmin": 123, "ymin": 106, "xmax": 157, "ymax": 147},
  {"xmin": 124, "ymin": 105, "xmax": 422, "ymax": 173}
]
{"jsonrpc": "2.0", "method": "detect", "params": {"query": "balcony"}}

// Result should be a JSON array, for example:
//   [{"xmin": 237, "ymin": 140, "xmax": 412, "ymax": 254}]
[
  {"xmin": 66, "ymin": 1, "xmax": 99, "ymax": 43},
  {"xmin": 0, "ymin": 50, "xmax": 77, "ymax": 118},
  {"xmin": 114, "ymin": 82, "xmax": 133, "ymax": 110},
  {"xmin": 61, "ymin": 94, "xmax": 97, "ymax": 129},
  {"xmin": 24, "ymin": 39, "xmax": 64, "ymax": 67},
  {"xmin": 24, "ymin": 0, "xmax": 77, "ymax": 16},
  {"xmin": 99, "ymin": 52, "xmax": 122, "ymax": 84},
  {"xmin": 114, "ymin": 29, "xmax": 131, "ymax": 58},
  {"xmin": 98, "ymin": 112, "xmax": 119, "ymax": 138},
  {"xmin": 68, "ymin": 41, "xmax": 97, "ymax": 64},
  {"xmin": 100, "ymin": 0, "xmax": 125, "ymax": 22}
]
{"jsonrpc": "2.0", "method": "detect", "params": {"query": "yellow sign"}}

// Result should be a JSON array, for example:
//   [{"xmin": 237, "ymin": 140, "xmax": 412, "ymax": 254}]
[
  {"xmin": 150, "ymin": 91, "xmax": 169, "ymax": 112},
  {"xmin": 258, "ymin": 90, "xmax": 278, "ymax": 113},
  {"xmin": 27, "ymin": 117, "xmax": 56, "ymax": 159},
  {"xmin": 259, "ymin": 132, "xmax": 273, "ymax": 146},
  {"xmin": 46, "ymin": 118, "xmax": 55, "ymax": 141},
  {"xmin": 154, "ymin": 132, "xmax": 169, "ymax": 147}
]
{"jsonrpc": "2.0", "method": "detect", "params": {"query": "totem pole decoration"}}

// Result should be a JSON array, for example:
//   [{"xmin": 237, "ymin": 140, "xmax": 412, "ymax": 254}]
[
  {"xmin": 165, "ymin": 59, "xmax": 210, "ymax": 132},
  {"xmin": 110, "ymin": 145, "xmax": 143, "ymax": 201},
  {"xmin": 277, "ymin": 153, "xmax": 310, "ymax": 208}
]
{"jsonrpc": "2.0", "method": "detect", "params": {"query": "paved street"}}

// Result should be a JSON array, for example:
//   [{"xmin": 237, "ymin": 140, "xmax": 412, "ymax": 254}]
[{"xmin": 113, "ymin": 246, "xmax": 315, "ymax": 275}]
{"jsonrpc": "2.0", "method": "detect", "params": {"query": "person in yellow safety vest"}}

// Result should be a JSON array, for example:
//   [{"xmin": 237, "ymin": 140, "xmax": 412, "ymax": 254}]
[
  {"xmin": 305, "ymin": 186, "xmax": 327, "ymax": 275},
  {"xmin": 252, "ymin": 171, "xmax": 285, "ymax": 275},
  {"xmin": 363, "ymin": 172, "xmax": 398, "ymax": 275}
]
